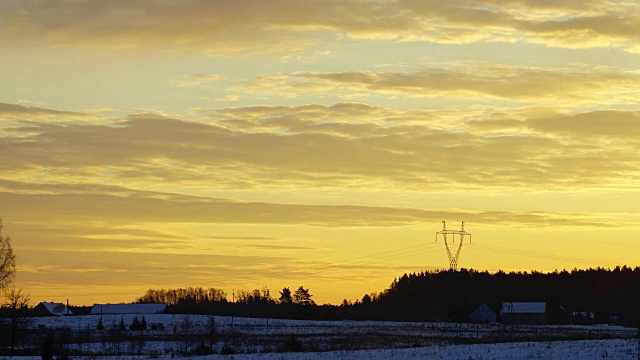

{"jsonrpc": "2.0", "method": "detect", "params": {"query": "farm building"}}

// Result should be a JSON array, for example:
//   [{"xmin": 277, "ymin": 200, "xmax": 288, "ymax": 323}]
[
  {"xmin": 501, "ymin": 302, "xmax": 546, "ymax": 325},
  {"xmin": 90, "ymin": 303, "xmax": 166, "ymax": 315},
  {"xmin": 469, "ymin": 303, "xmax": 497, "ymax": 323},
  {"xmin": 31, "ymin": 302, "xmax": 73, "ymax": 317}
]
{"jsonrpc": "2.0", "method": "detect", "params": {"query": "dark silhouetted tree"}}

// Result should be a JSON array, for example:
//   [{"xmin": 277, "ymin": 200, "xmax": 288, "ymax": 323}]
[
  {"xmin": 179, "ymin": 315, "xmax": 194, "ymax": 353},
  {"xmin": 0, "ymin": 219, "xmax": 16, "ymax": 290},
  {"xmin": 293, "ymin": 286, "xmax": 315, "ymax": 306},
  {"xmin": 235, "ymin": 287, "xmax": 274, "ymax": 304},
  {"xmin": 129, "ymin": 316, "xmax": 141, "ymax": 330},
  {"xmin": 3, "ymin": 286, "xmax": 30, "ymax": 356},
  {"xmin": 279, "ymin": 287, "xmax": 293, "ymax": 304},
  {"xmin": 362, "ymin": 294, "xmax": 372, "ymax": 304}
]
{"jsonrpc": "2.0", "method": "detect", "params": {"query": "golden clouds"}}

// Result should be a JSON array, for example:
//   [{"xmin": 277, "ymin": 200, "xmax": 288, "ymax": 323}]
[
  {"xmin": 171, "ymin": 73, "xmax": 222, "ymax": 88},
  {"xmin": 2, "ymin": 0, "xmax": 639, "ymax": 53},
  {"xmin": 526, "ymin": 111, "xmax": 640, "ymax": 138},
  {"xmin": 237, "ymin": 67, "xmax": 640, "ymax": 106},
  {"xmin": 2, "ymin": 104, "xmax": 639, "ymax": 193},
  {"xmin": 1, "ymin": 185, "xmax": 626, "ymax": 229},
  {"xmin": 0, "ymin": 102, "xmax": 96, "ymax": 122}
]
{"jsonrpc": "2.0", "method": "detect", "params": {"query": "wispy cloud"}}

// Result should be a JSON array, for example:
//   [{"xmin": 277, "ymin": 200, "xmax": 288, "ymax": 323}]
[
  {"xmin": 0, "ymin": 102, "xmax": 97, "ymax": 121},
  {"xmin": 0, "ymin": 181, "xmax": 630, "ymax": 229},
  {"xmin": 171, "ymin": 73, "xmax": 222, "ymax": 88},
  {"xmin": 214, "ymin": 95, "xmax": 241, "ymax": 102},
  {"xmin": 237, "ymin": 67, "xmax": 640, "ymax": 105}
]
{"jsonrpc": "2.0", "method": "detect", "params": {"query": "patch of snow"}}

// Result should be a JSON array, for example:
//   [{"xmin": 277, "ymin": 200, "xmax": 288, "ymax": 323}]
[
  {"xmin": 90, "ymin": 303, "xmax": 166, "ymax": 314},
  {"xmin": 37, "ymin": 301, "xmax": 73, "ymax": 316}
]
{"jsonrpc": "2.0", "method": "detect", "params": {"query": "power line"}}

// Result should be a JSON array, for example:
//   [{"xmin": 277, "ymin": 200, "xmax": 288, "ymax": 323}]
[
  {"xmin": 338, "ymin": 243, "xmax": 440, "ymax": 266},
  {"xmin": 542, "ymin": 234, "xmax": 640, "ymax": 250},
  {"xmin": 471, "ymin": 243, "xmax": 618, "ymax": 268},
  {"xmin": 363, "ymin": 247, "xmax": 442, "ymax": 266}
]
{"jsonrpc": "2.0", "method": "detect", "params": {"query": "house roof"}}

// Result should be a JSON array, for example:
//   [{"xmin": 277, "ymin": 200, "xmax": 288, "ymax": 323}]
[
  {"xmin": 90, "ymin": 303, "xmax": 166, "ymax": 315},
  {"xmin": 38, "ymin": 302, "xmax": 73, "ymax": 316},
  {"xmin": 501, "ymin": 302, "xmax": 546, "ymax": 314},
  {"xmin": 474, "ymin": 302, "xmax": 496, "ymax": 314}
]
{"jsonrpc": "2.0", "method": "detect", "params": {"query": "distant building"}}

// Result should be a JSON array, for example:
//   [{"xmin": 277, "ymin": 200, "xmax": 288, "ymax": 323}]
[
  {"xmin": 31, "ymin": 302, "xmax": 74, "ymax": 317},
  {"xmin": 571, "ymin": 311, "xmax": 595, "ymax": 324},
  {"xmin": 501, "ymin": 302, "xmax": 546, "ymax": 325},
  {"xmin": 609, "ymin": 314, "xmax": 620, "ymax": 325},
  {"xmin": 469, "ymin": 302, "xmax": 497, "ymax": 323},
  {"xmin": 90, "ymin": 303, "xmax": 166, "ymax": 315}
]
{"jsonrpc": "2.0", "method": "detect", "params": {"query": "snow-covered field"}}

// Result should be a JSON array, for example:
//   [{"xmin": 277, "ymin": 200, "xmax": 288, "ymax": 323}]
[
  {"xmin": 28, "ymin": 313, "xmax": 636, "ymax": 338},
  {"xmin": 5, "ymin": 339, "xmax": 639, "ymax": 360},
  {"xmin": 4, "ymin": 314, "xmax": 639, "ymax": 359}
]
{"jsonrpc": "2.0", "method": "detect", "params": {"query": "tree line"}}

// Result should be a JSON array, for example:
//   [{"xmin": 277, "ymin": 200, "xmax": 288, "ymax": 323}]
[
  {"xmin": 135, "ymin": 285, "xmax": 315, "ymax": 306},
  {"xmin": 363, "ymin": 267, "xmax": 640, "ymax": 325},
  {"xmin": 134, "ymin": 267, "xmax": 640, "ymax": 326},
  {"xmin": 136, "ymin": 287, "xmax": 228, "ymax": 306},
  {"xmin": 135, "ymin": 285, "xmax": 318, "ymax": 319}
]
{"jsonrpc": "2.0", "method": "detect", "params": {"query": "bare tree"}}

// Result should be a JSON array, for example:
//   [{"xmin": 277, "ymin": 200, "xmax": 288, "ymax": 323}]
[
  {"xmin": 0, "ymin": 219, "xmax": 16, "ymax": 290},
  {"xmin": 3, "ymin": 286, "xmax": 31, "ymax": 356}
]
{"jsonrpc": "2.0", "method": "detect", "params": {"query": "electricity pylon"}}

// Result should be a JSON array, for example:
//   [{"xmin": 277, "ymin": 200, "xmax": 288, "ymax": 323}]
[{"xmin": 435, "ymin": 221, "xmax": 471, "ymax": 271}]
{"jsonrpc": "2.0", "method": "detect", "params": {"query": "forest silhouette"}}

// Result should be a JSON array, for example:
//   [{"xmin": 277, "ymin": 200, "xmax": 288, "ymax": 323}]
[{"xmin": 132, "ymin": 267, "xmax": 640, "ymax": 326}]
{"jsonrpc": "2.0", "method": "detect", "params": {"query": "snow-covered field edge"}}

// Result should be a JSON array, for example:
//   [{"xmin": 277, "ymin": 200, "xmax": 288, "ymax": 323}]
[
  {"xmin": 3, "ymin": 339, "xmax": 639, "ymax": 360},
  {"xmin": 2, "ymin": 314, "xmax": 638, "ymax": 359}
]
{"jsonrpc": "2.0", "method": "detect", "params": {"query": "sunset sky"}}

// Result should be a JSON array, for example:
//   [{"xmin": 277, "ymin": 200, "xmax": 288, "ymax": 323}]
[{"xmin": 1, "ymin": 0, "xmax": 639, "ymax": 306}]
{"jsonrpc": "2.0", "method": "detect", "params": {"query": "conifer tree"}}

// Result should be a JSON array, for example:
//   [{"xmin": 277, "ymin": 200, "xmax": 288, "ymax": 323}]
[
  {"xmin": 279, "ymin": 287, "xmax": 293, "ymax": 304},
  {"xmin": 293, "ymin": 286, "xmax": 315, "ymax": 306}
]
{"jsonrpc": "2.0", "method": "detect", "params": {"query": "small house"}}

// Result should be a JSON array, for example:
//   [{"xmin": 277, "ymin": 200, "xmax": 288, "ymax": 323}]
[
  {"xmin": 501, "ymin": 302, "xmax": 546, "ymax": 325},
  {"xmin": 469, "ymin": 302, "xmax": 497, "ymax": 323},
  {"xmin": 31, "ymin": 302, "xmax": 74, "ymax": 317},
  {"xmin": 90, "ymin": 303, "xmax": 166, "ymax": 315}
]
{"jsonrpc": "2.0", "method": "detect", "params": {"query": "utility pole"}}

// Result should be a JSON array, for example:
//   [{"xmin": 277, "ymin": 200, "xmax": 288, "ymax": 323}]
[
  {"xmin": 209, "ymin": 316, "xmax": 216, "ymax": 352},
  {"xmin": 232, "ymin": 289, "xmax": 234, "ymax": 327},
  {"xmin": 435, "ymin": 221, "xmax": 471, "ymax": 271}
]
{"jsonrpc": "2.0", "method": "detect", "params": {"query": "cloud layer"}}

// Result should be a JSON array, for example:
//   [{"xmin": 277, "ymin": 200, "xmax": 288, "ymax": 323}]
[
  {"xmin": 0, "ymin": 185, "xmax": 622, "ymax": 229},
  {"xmin": 2, "ymin": 103, "xmax": 638, "ymax": 193},
  {"xmin": 2, "ymin": 0, "xmax": 639, "ymax": 52},
  {"xmin": 277, "ymin": 68, "xmax": 640, "ymax": 103}
]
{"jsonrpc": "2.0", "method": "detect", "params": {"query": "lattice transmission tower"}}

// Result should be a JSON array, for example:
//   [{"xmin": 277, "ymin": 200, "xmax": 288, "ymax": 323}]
[{"xmin": 435, "ymin": 221, "xmax": 471, "ymax": 271}]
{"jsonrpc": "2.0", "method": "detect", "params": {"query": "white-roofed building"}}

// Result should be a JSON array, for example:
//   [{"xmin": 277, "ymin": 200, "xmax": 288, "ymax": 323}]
[
  {"xmin": 501, "ymin": 302, "xmax": 546, "ymax": 325},
  {"xmin": 90, "ymin": 303, "xmax": 166, "ymax": 315},
  {"xmin": 31, "ymin": 302, "xmax": 74, "ymax": 317}
]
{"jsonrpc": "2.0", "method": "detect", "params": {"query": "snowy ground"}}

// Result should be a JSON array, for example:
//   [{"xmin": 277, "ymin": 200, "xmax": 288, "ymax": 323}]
[
  {"xmin": 28, "ymin": 313, "xmax": 636, "ymax": 339},
  {"xmin": 4, "ymin": 339, "xmax": 639, "ymax": 360},
  {"xmin": 3, "ymin": 314, "xmax": 638, "ymax": 359}
]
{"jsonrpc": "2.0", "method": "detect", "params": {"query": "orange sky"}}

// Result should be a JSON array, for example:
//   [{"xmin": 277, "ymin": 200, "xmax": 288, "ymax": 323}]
[{"xmin": 1, "ymin": 0, "xmax": 639, "ymax": 305}]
